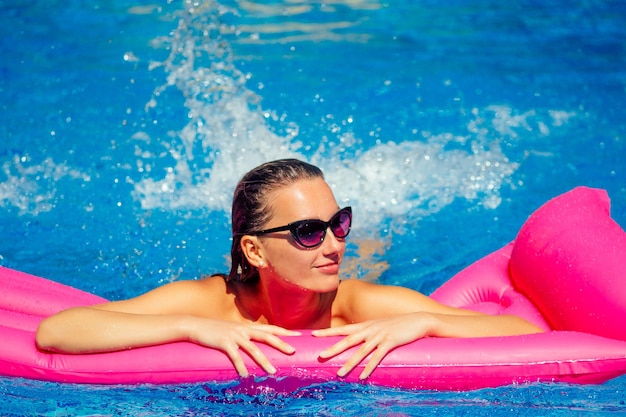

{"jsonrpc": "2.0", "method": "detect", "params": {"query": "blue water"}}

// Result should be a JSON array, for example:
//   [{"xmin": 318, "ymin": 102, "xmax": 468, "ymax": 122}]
[{"xmin": 1, "ymin": 0, "xmax": 626, "ymax": 415}]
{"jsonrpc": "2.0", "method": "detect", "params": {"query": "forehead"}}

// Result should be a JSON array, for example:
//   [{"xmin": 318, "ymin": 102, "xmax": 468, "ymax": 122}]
[{"xmin": 266, "ymin": 178, "xmax": 339, "ymax": 223}]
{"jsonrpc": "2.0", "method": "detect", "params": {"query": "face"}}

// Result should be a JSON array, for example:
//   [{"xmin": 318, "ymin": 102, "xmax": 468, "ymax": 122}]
[{"xmin": 251, "ymin": 177, "xmax": 346, "ymax": 293}]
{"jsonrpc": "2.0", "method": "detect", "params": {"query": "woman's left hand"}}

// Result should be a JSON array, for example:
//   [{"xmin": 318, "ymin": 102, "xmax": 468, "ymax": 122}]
[{"xmin": 312, "ymin": 312, "xmax": 434, "ymax": 379}]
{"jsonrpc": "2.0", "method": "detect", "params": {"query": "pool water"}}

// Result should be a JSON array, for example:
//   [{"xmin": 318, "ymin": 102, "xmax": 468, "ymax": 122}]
[{"xmin": 1, "ymin": 0, "xmax": 626, "ymax": 415}]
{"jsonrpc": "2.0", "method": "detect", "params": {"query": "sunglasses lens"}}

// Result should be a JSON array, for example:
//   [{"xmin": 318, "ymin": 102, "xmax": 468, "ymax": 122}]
[
  {"xmin": 331, "ymin": 209, "xmax": 352, "ymax": 238},
  {"xmin": 292, "ymin": 208, "xmax": 352, "ymax": 248},
  {"xmin": 295, "ymin": 221, "xmax": 326, "ymax": 247}
]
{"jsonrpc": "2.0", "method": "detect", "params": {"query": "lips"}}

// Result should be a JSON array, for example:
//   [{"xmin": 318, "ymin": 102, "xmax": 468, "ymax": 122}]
[{"xmin": 315, "ymin": 262, "xmax": 340, "ymax": 274}]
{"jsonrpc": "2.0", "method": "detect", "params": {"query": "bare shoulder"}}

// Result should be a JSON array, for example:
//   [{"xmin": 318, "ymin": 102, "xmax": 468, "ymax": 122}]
[
  {"xmin": 334, "ymin": 279, "xmax": 394, "ymax": 322},
  {"xmin": 148, "ymin": 274, "xmax": 229, "ymax": 300},
  {"xmin": 337, "ymin": 279, "xmax": 423, "ymax": 300},
  {"xmin": 96, "ymin": 274, "xmax": 233, "ymax": 317},
  {"xmin": 335, "ymin": 278, "xmax": 381, "ymax": 299},
  {"xmin": 334, "ymin": 279, "xmax": 458, "ymax": 322}
]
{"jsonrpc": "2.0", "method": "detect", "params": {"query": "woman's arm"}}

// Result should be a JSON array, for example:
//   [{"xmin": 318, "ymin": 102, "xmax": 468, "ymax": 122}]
[
  {"xmin": 315, "ymin": 280, "xmax": 543, "ymax": 379},
  {"xmin": 36, "ymin": 305, "xmax": 198, "ymax": 353},
  {"xmin": 36, "ymin": 277, "xmax": 298, "ymax": 376}
]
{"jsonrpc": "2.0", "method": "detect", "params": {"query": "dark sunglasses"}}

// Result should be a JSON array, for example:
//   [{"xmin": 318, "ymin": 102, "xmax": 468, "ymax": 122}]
[{"xmin": 252, "ymin": 207, "xmax": 352, "ymax": 248}]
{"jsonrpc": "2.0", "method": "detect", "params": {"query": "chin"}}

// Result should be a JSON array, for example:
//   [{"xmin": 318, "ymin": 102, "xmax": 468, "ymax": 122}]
[{"xmin": 310, "ymin": 273, "xmax": 340, "ymax": 293}]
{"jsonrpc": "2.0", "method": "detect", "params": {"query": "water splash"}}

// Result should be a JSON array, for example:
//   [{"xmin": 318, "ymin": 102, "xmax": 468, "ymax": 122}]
[
  {"xmin": 323, "ymin": 128, "xmax": 519, "ymax": 230},
  {"xmin": 0, "ymin": 3, "xmax": 567, "ymax": 228},
  {"xmin": 133, "ymin": 1, "xmax": 302, "ymax": 213},
  {"xmin": 0, "ymin": 155, "xmax": 90, "ymax": 216},
  {"xmin": 130, "ymin": 2, "xmax": 568, "ymax": 234}
]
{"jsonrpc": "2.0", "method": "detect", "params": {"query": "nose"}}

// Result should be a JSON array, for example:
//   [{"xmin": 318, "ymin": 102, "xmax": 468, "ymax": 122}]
[{"xmin": 321, "ymin": 226, "xmax": 344, "ymax": 255}]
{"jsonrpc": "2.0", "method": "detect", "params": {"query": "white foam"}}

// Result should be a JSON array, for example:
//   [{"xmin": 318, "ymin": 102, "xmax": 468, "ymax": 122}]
[
  {"xmin": 0, "ymin": 155, "xmax": 90, "ymax": 215},
  {"xmin": 130, "ymin": 3, "xmax": 568, "ymax": 234},
  {"xmin": 323, "ymin": 132, "xmax": 518, "ymax": 231}
]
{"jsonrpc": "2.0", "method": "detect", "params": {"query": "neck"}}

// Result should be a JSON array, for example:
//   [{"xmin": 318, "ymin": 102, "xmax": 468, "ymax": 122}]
[{"xmin": 235, "ymin": 278, "xmax": 334, "ymax": 329}]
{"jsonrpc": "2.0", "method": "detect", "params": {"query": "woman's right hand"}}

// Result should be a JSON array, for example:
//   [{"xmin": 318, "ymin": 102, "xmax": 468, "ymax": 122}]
[
  {"xmin": 37, "ymin": 308, "xmax": 299, "ymax": 378},
  {"xmin": 184, "ymin": 318, "xmax": 300, "ymax": 377},
  {"xmin": 36, "ymin": 277, "xmax": 301, "ymax": 378}
]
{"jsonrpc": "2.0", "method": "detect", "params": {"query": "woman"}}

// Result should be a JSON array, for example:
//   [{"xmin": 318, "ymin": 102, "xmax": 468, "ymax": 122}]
[{"xmin": 36, "ymin": 159, "xmax": 542, "ymax": 379}]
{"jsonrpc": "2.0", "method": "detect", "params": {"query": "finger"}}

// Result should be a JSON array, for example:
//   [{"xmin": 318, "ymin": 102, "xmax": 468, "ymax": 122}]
[
  {"xmin": 335, "ymin": 338, "xmax": 380, "ymax": 377},
  {"xmin": 238, "ymin": 339, "xmax": 276, "ymax": 375},
  {"xmin": 358, "ymin": 347, "xmax": 389, "ymax": 379},
  {"xmin": 318, "ymin": 332, "xmax": 368, "ymax": 359},
  {"xmin": 248, "ymin": 329, "xmax": 297, "ymax": 354},
  {"xmin": 223, "ymin": 345, "xmax": 250, "ymax": 378},
  {"xmin": 312, "ymin": 323, "xmax": 362, "ymax": 337},
  {"xmin": 252, "ymin": 324, "xmax": 302, "ymax": 337}
]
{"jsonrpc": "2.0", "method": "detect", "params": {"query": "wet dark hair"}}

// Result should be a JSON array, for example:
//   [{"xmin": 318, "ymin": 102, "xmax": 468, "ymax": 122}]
[{"xmin": 229, "ymin": 159, "xmax": 324, "ymax": 282}]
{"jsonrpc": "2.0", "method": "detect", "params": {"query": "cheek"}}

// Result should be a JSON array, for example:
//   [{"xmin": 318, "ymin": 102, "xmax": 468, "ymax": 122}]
[
  {"xmin": 265, "ymin": 243, "xmax": 315, "ymax": 276},
  {"xmin": 276, "ymin": 249, "xmax": 312, "ymax": 269}
]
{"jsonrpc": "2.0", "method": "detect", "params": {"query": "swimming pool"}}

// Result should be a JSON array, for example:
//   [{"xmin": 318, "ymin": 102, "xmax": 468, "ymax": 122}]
[{"xmin": 1, "ymin": 0, "xmax": 625, "ymax": 415}]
